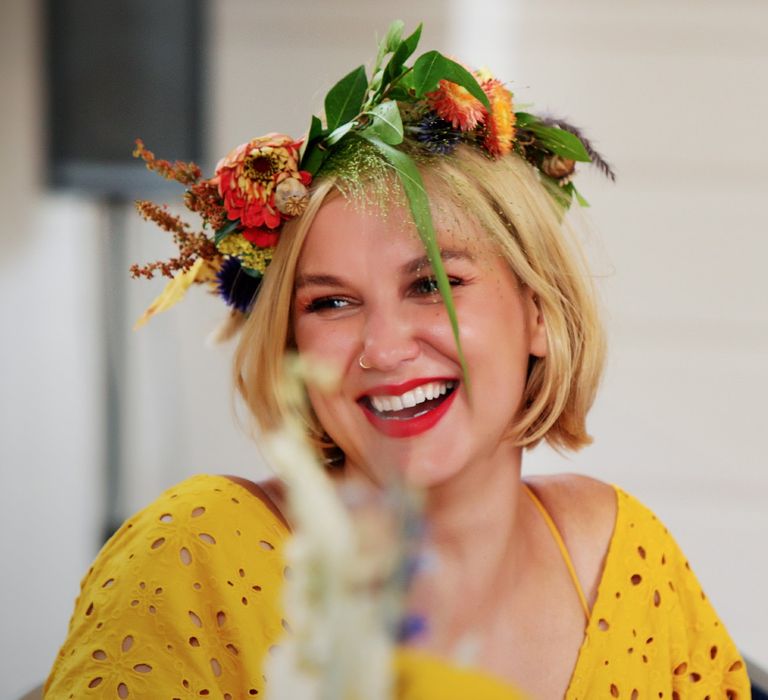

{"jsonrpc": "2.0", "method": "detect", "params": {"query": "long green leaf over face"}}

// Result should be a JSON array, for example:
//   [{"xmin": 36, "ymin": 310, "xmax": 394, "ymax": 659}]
[{"xmin": 360, "ymin": 134, "xmax": 471, "ymax": 390}]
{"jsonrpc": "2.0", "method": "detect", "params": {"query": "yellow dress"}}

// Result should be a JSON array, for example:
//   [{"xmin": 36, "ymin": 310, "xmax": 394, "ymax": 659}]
[{"xmin": 45, "ymin": 475, "xmax": 749, "ymax": 699}]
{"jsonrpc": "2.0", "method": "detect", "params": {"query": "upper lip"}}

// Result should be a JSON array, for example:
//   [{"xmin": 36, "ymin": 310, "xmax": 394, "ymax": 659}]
[{"xmin": 357, "ymin": 376, "xmax": 458, "ymax": 400}]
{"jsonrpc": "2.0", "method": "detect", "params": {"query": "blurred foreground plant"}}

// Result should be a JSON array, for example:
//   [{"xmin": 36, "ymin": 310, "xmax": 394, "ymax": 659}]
[{"xmin": 262, "ymin": 354, "xmax": 424, "ymax": 700}]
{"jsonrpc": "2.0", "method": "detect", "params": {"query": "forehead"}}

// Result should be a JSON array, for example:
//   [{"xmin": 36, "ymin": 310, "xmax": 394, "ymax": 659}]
[{"xmin": 297, "ymin": 190, "xmax": 496, "ymax": 272}]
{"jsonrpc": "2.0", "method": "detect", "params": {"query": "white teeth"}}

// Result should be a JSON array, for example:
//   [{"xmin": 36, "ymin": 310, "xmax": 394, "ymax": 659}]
[{"xmin": 368, "ymin": 381, "xmax": 455, "ymax": 413}]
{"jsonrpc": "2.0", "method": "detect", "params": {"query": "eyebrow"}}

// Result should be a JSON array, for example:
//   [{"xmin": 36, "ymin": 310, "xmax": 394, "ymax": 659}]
[
  {"xmin": 295, "ymin": 249, "xmax": 475, "ymax": 290},
  {"xmin": 293, "ymin": 273, "xmax": 345, "ymax": 290},
  {"xmin": 402, "ymin": 248, "xmax": 475, "ymax": 275}
]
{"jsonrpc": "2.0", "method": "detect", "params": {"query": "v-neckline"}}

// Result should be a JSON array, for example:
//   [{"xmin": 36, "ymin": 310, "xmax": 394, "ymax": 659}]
[{"xmin": 563, "ymin": 484, "xmax": 623, "ymax": 697}]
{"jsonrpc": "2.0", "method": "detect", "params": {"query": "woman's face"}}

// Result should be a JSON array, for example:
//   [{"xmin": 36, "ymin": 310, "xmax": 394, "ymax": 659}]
[{"xmin": 292, "ymin": 194, "xmax": 547, "ymax": 488}]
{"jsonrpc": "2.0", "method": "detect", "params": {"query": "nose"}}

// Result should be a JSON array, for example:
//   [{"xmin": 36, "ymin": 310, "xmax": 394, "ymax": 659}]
[{"xmin": 360, "ymin": 303, "xmax": 421, "ymax": 372}]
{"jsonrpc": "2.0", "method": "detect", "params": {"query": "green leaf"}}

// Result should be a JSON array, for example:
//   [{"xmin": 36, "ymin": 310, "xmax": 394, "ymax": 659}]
[
  {"xmin": 300, "ymin": 115, "xmax": 331, "ymax": 175},
  {"xmin": 572, "ymin": 184, "xmax": 590, "ymax": 207},
  {"xmin": 374, "ymin": 21, "xmax": 405, "ymax": 83},
  {"xmin": 325, "ymin": 65, "xmax": 368, "ymax": 131},
  {"xmin": 514, "ymin": 111, "xmax": 536, "ymax": 128},
  {"xmin": 542, "ymin": 176, "xmax": 574, "ymax": 212},
  {"xmin": 384, "ymin": 20, "xmax": 405, "ymax": 53},
  {"xmin": 215, "ymin": 218, "xmax": 240, "ymax": 245},
  {"xmin": 325, "ymin": 121, "xmax": 355, "ymax": 146},
  {"xmin": 388, "ymin": 71, "xmax": 416, "ymax": 101},
  {"xmin": 362, "ymin": 101, "xmax": 404, "ymax": 145},
  {"xmin": 529, "ymin": 123, "xmax": 591, "ymax": 162},
  {"xmin": 360, "ymin": 133, "xmax": 471, "ymax": 388},
  {"xmin": 369, "ymin": 68, "xmax": 385, "ymax": 93},
  {"xmin": 519, "ymin": 116, "xmax": 591, "ymax": 162},
  {"xmin": 299, "ymin": 115, "xmax": 324, "ymax": 162},
  {"xmin": 381, "ymin": 23, "xmax": 423, "ymax": 86},
  {"xmin": 239, "ymin": 266, "xmax": 262, "ymax": 279},
  {"xmin": 411, "ymin": 51, "xmax": 490, "ymax": 109},
  {"xmin": 301, "ymin": 143, "xmax": 330, "ymax": 176}
]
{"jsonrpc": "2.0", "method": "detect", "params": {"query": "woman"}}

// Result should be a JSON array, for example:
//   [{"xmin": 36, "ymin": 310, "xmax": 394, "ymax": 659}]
[{"xmin": 45, "ymin": 23, "xmax": 749, "ymax": 699}]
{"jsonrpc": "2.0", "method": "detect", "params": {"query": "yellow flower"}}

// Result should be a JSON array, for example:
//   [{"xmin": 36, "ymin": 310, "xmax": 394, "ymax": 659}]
[{"xmin": 217, "ymin": 234, "xmax": 275, "ymax": 274}]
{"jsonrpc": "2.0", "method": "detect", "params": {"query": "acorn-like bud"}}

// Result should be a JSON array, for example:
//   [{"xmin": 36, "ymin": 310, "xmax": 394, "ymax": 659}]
[
  {"xmin": 542, "ymin": 155, "xmax": 576, "ymax": 179},
  {"xmin": 275, "ymin": 178, "xmax": 309, "ymax": 217}
]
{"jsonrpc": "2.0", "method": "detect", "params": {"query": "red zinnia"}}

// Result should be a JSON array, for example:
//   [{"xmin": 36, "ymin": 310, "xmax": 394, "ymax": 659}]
[{"xmin": 215, "ymin": 134, "xmax": 311, "ymax": 230}]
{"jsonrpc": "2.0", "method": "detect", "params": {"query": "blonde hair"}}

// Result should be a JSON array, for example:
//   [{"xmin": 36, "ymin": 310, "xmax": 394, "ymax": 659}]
[{"xmin": 234, "ymin": 143, "xmax": 605, "ymax": 455}]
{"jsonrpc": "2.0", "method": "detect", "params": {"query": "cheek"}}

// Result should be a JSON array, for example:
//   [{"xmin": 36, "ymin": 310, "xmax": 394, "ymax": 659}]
[
  {"xmin": 293, "ymin": 317, "xmax": 355, "ymax": 361},
  {"xmin": 305, "ymin": 385, "xmax": 367, "ymax": 463}
]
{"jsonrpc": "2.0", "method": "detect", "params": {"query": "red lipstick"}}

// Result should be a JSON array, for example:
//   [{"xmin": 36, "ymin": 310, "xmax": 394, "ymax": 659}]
[{"xmin": 358, "ymin": 377, "xmax": 459, "ymax": 438}]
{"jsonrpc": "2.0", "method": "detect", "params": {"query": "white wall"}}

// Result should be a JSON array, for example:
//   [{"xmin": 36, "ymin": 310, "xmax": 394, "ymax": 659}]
[
  {"xmin": 1, "ymin": 1, "xmax": 765, "ymax": 696},
  {"xmin": 510, "ymin": 0, "xmax": 768, "ymax": 664}
]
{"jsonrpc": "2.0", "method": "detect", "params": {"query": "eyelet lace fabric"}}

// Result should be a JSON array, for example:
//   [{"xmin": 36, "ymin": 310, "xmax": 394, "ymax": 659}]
[
  {"xmin": 565, "ymin": 488, "xmax": 748, "ymax": 699},
  {"xmin": 45, "ymin": 475, "xmax": 289, "ymax": 699},
  {"xmin": 45, "ymin": 477, "xmax": 749, "ymax": 699}
]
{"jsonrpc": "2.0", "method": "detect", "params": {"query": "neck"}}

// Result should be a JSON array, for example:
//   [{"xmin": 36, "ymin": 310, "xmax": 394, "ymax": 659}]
[
  {"xmin": 423, "ymin": 441, "xmax": 528, "ymax": 567},
  {"xmin": 340, "ymin": 440, "xmax": 532, "ymax": 588},
  {"xmin": 407, "ymin": 442, "xmax": 533, "ymax": 654}
]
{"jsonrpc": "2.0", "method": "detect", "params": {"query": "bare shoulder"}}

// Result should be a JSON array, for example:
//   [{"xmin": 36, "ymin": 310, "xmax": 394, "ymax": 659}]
[
  {"xmin": 223, "ymin": 474, "xmax": 290, "ymax": 530},
  {"xmin": 525, "ymin": 473, "xmax": 616, "ymax": 538},
  {"xmin": 524, "ymin": 473, "xmax": 617, "ymax": 603}
]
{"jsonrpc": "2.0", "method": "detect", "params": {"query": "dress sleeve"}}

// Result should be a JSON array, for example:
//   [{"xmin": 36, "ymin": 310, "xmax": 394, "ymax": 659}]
[
  {"xmin": 568, "ymin": 487, "xmax": 750, "ymax": 699},
  {"xmin": 44, "ymin": 475, "xmax": 290, "ymax": 699}
]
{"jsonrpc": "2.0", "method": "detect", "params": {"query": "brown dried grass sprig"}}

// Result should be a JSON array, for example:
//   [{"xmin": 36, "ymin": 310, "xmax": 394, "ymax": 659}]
[
  {"xmin": 539, "ymin": 117, "xmax": 616, "ymax": 182},
  {"xmin": 133, "ymin": 139, "xmax": 202, "ymax": 186},
  {"xmin": 132, "ymin": 200, "xmax": 219, "ymax": 279},
  {"xmin": 184, "ymin": 181, "xmax": 228, "ymax": 231}
]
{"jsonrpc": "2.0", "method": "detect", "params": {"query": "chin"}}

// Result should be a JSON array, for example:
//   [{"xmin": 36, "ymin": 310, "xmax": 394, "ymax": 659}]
[{"xmin": 350, "ymin": 445, "xmax": 467, "ymax": 491}]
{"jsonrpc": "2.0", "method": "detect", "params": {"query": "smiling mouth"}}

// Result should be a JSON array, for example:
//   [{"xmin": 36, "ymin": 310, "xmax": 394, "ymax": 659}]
[{"xmin": 360, "ymin": 380, "xmax": 458, "ymax": 420}]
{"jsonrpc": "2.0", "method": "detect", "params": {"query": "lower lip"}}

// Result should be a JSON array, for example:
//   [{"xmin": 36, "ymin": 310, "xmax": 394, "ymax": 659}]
[{"xmin": 360, "ymin": 388, "xmax": 458, "ymax": 438}]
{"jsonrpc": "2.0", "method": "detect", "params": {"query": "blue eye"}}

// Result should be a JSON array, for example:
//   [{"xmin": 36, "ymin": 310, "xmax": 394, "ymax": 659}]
[{"xmin": 304, "ymin": 297, "xmax": 350, "ymax": 313}]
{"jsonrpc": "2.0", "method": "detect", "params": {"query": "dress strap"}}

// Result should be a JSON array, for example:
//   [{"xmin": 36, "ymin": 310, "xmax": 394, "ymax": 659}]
[{"xmin": 523, "ymin": 484, "xmax": 591, "ymax": 621}]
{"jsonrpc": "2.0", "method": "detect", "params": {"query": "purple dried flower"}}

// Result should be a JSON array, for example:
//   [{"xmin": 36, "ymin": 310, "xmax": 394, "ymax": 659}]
[
  {"xmin": 412, "ymin": 113, "xmax": 461, "ymax": 155},
  {"xmin": 397, "ymin": 613, "xmax": 428, "ymax": 643},
  {"xmin": 216, "ymin": 256, "xmax": 261, "ymax": 313}
]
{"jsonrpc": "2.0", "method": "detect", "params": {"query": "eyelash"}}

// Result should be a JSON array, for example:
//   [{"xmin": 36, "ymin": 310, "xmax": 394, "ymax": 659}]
[
  {"xmin": 302, "ymin": 276, "xmax": 463, "ymax": 314},
  {"xmin": 409, "ymin": 275, "xmax": 462, "ymax": 296},
  {"xmin": 303, "ymin": 296, "xmax": 352, "ymax": 313}
]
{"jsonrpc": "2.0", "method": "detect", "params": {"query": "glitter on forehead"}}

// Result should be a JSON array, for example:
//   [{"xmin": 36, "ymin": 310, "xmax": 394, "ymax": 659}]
[
  {"xmin": 318, "ymin": 137, "xmax": 405, "ymax": 221},
  {"xmin": 316, "ymin": 139, "xmax": 511, "ymax": 257}
]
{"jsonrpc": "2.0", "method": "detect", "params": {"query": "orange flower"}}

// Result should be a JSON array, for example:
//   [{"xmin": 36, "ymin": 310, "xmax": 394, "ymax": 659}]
[
  {"xmin": 215, "ymin": 134, "xmax": 311, "ymax": 230},
  {"xmin": 481, "ymin": 78, "xmax": 516, "ymax": 157},
  {"xmin": 427, "ymin": 79, "xmax": 487, "ymax": 131}
]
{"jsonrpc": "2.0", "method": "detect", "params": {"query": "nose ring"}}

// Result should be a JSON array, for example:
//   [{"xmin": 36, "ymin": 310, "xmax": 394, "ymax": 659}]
[{"xmin": 358, "ymin": 354, "xmax": 372, "ymax": 370}]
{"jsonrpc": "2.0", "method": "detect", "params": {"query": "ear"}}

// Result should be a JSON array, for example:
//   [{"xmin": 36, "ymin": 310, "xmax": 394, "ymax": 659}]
[{"xmin": 524, "ymin": 288, "xmax": 548, "ymax": 358}]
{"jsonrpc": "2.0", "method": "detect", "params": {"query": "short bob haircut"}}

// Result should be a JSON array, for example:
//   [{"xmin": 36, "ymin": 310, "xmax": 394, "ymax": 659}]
[{"xmin": 234, "ymin": 142, "xmax": 605, "ymax": 457}]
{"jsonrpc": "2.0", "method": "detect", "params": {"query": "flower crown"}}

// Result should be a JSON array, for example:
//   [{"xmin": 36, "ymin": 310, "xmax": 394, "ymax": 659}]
[{"xmin": 133, "ymin": 21, "xmax": 614, "ymax": 346}]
